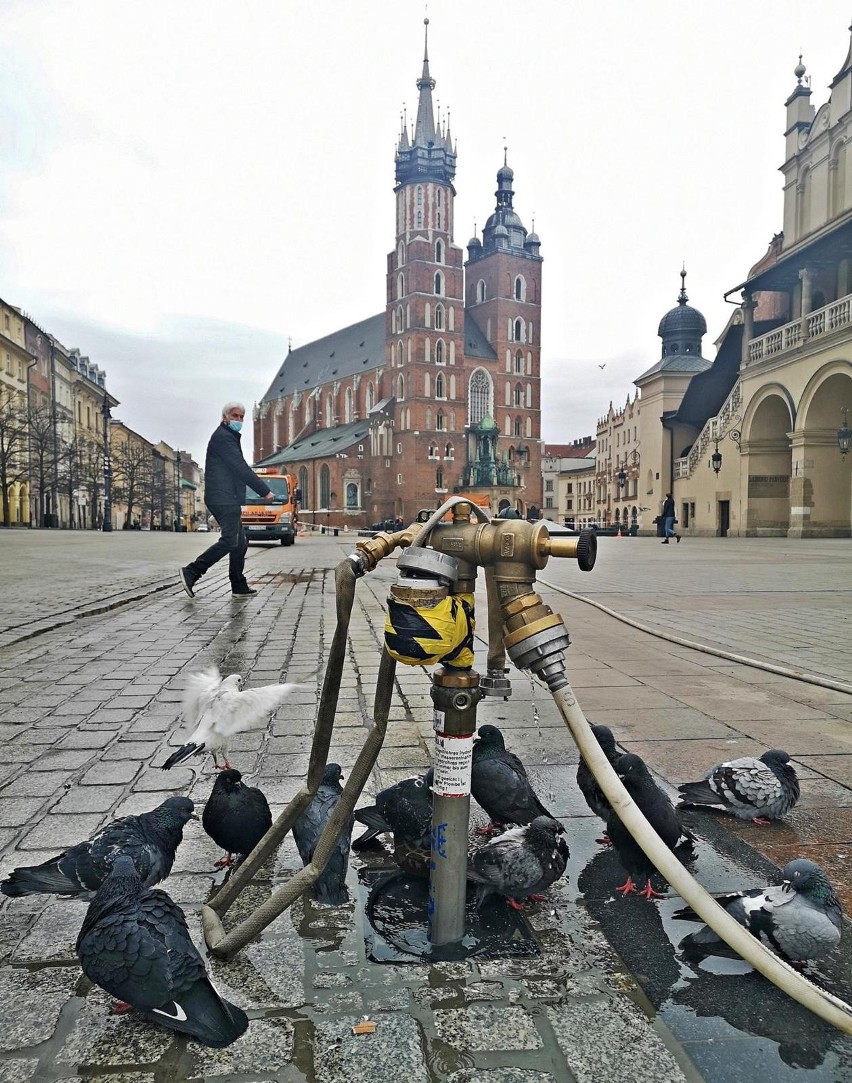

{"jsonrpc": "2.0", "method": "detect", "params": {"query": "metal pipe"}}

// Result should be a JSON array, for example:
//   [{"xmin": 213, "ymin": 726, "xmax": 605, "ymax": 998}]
[{"xmin": 429, "ymin": 667, "xmax": 481, "ymax": 946}]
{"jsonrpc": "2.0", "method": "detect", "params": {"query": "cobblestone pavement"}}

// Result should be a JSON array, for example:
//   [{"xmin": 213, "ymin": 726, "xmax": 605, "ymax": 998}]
[{"xmin": 0, "ymin": 529, "xmax": 851, "ymax": 1081}]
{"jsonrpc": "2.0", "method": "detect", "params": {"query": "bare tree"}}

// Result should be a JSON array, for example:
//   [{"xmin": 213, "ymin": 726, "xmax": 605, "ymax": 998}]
[
  {"xmin": 26, "ymin": 402, "xmax": 57, "ymax": 528},
  {"xmin": 76, "ymin": 433, "xmax": 103, "ymax": 530},
  {"xmin": 0, "ymin": 390, "xmax": 31, "ymax": 527},
  {"xmin": 112, "ymin": 439, "xmax": 153, "ymax": 526}
]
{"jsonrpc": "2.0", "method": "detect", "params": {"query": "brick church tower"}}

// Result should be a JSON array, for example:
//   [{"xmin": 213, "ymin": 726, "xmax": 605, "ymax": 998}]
[{"xmin": 253, "ymin": 21, "xmax": 544, "ymax": 526}]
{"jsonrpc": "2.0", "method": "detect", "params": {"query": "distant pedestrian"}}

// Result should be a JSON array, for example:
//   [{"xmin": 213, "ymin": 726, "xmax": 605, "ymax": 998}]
[
  {"xmin": 496, "ymin": 498, "xmax": 522, "ymax": 520},
  {"xmin": 178, "ymin": 403, "xmax": 273, "ymax": 598},
  {"xmin": 661, "ymin": 493, "xmax": 680, "ymax": 544}
]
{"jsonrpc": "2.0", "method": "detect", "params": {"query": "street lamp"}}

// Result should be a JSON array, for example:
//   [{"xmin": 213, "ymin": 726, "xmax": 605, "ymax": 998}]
[
  {"xmin": 174, "ymin": 450, "xmax": 182, "ymax": 532},
  {"xmin": 710, "ymin": 418, "xmax": 742, "ymax": 476},
  {"xmin": 616, "ymin": 468, "xmax": 626, "ymax": 489},
  {"xmin": 101, "ymin": 392, "xmax": 112, "ymax": 532},
  {"xmin": 838, "ymin": 407, "xmax": 851, "ymax": 457}
]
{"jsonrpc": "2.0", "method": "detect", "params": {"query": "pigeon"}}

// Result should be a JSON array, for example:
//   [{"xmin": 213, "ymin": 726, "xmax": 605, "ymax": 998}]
[
  {"xmin": 352, "ymin": 768, "xmax": 435, "ymax": 878},
  {"xmin": 576, "ymin": 724, "xmax": 621, "ymax": 842},
  {"xmin": 292, "ymin": 763, "xmax": 353, "ymax": 905},
  {"xmin": 468, "ymin": 816, "xmax": 569, "ymax": 910},
  {"xmin": 673, "ymin": 858, "xmax": 842, "ymax": 965},
  {"xmin": 607, "ymin": 753, "xmax": 695, "ymax": 899},
  {"xmin": 161, "ymin": 666, "xmax": 302, "ymax": 770},
  {"xmin": 1, "ymin": 796, "xmax": 195, "ymax": 900},
  {"xmin": 677, "ymin": 748, "xmax": 800, "ymax": 825},
  {"xmin": 201, "ymin": 769, "xmax": 272, "ymax": 870},
  {"xmin": 76, "ymin": 855, "xmax": 248, "ymax": 1047},
  {"xmin": 471, "ymin": 724, "xmax": 553, "ymax": 834}
]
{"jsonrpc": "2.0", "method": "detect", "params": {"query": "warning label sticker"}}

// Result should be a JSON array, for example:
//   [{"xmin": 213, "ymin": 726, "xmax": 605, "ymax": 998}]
[
  {"xmin": 433, "ymin": 733, "xmax": 474, "ymax": 797},
  {"xmin": 433, "ymin": 708, "xmax": 445, "ymax": 733}
]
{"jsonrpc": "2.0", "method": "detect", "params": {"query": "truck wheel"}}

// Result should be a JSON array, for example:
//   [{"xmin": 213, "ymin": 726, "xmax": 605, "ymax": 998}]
[{"xmin": 281, "ymin": 535, "xmax": 294, "ymax": 546}]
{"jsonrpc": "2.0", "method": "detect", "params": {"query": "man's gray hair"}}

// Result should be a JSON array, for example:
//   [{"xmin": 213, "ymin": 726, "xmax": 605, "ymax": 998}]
[{"xmin": 221, "ymin": 401, "xmax": 246, "ymax": 419}]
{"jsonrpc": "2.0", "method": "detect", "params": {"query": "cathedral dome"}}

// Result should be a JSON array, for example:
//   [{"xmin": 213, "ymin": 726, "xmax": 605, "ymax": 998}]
[
  {"xmin": 497, "ymin": 162, "xmax": 514, "ymax": 182},
  {"xmin": 657, "ymin": 270, "xmax": 707, "ymax": 357}
]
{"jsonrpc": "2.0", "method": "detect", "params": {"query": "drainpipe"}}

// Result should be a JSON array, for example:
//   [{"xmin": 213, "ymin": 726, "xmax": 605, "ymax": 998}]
[{"xmin": 799, "ymin": 267, "xmax": 813, "ymax": 341}]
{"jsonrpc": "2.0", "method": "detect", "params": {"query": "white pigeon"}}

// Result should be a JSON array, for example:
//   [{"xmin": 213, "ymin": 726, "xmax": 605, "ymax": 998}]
[{"xmin": 161, "ymin": 667, "xmax": 302, "ymax": 770}]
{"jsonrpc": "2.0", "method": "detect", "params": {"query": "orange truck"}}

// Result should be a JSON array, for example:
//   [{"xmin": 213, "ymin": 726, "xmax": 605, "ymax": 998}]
[{"xmin": 242, "ymin": 468, "xmax": 301, "ymax": 546}]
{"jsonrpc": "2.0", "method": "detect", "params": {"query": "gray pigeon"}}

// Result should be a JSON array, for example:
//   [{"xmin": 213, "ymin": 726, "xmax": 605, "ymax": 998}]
[
  {"xmin": 76, "ymin": 856, "xmax": 248, "ymax": 1047},
  {"xmin": 202, "ymin": 769, "xmax": 272, "ymax": 869},
  {"xmin": 471, "ymin": 724, "xmax": 553, "ymax": 834},
  {"xmin": 1, "ymin": 796, "xmax": 195, "ymax": 900},
  {"xmin": 673, "ymin": 858, "xmax": 842, "ymax": 964},
  {"xmin": 576, "ymin": 725, "xmax": 621, "ymax": 841},
  {"xmin": 293, "ymin": 763, "xmax": 353, "ymax": 905},
  {"xmin": 607, "ymin": 753, "xmax": 695, "ymax": 900},
  {"xmin": 468, "ymin": 815, "xmax": 569, "ymax": 910},
  {"xmin": 677, "ymin": 748, "xmax": 800, "ymax": 824}
]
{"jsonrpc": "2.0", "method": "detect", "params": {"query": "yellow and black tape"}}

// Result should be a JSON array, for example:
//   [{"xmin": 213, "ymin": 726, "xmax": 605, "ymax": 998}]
[{"xmin": 384, "ymin": 592, "xmax": 475, "ymax": 668}]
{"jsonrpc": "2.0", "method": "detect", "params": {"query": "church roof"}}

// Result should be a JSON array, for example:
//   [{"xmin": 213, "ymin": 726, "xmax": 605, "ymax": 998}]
[
  {"xmin": 463, "ymin": 312, "xmax": 497, "ymax": 360},
  {"xmin": 261, "ymin": 313, "xmax": 385, "ymax": 404},
  {"xmin": 256, "ymin": 417, "xmax": 371, "ymax": 467},
  {"xmin": 635, "ymin": 353, "xmax": 712, "ymax": 381}
]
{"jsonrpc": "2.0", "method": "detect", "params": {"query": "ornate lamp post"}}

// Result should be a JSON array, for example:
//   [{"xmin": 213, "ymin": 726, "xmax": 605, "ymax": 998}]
[
  {"xmin": 101, "ymin": 392, "xmax": 112, "ymax": 532},
  {"xmin": 710, "ymin": 418, "xmax": 742, "ymax": 476},
  {"xmin": 838, "ymin": 407, "xmax": 851, "ymax": 457}
]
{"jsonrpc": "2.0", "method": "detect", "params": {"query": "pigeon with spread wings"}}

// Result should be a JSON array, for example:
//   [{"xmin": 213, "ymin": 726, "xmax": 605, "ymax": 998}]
[{"xmin": 161, "ymin": 666, "xmax": 302, "ymax": 770}]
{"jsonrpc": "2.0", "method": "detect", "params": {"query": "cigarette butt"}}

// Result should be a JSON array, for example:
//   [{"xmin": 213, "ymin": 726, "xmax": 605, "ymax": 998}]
[{"xmin": 351, "ymin": 1021, "xmax": 376, "ymax": 1035}]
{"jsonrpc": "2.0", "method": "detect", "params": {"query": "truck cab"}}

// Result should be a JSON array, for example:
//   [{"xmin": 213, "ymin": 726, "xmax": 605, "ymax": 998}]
[{"xmin": 242, "ymin": 471, "xmax": 300, "ymax": 546}]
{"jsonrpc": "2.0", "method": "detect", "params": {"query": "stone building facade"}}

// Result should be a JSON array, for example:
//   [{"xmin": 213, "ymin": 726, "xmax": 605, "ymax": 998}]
[{"xmin": 253, "ymin": 25, "xmax": 544, "ymax": 528}]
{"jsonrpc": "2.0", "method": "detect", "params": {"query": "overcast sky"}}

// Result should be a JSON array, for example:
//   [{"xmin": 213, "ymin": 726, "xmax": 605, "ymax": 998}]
[{"xmin": 0, "ymin": 0, "xmax": 844, "ymax": 462}]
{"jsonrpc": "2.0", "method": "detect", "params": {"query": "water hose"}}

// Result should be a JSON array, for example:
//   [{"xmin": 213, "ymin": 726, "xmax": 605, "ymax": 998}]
[{"xmin": 553, "ymin": 682, "xmax": 852, "ymax": 1034}]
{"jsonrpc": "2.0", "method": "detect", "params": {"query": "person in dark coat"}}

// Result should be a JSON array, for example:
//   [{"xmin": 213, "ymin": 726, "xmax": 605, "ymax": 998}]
[
  {"xmin": 496, "ymin": 498, "xmax": 522, "ymax": 520},
  {"xmin": 660, "ymin": 493, "xmax": 680, "ymax": 544},
  {"xmin": 178, "ymin": 403, "xmax": 273, "ymax": 598}
]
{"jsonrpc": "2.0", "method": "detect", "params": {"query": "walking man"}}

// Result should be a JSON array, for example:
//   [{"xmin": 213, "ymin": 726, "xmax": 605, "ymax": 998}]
[
  {"xmin": 178, "ymin": 402, "xmax": 273, "ymax": 597},
  {"xmin": 661, "ymin": 492, "xmax": 680, "ymax": 544}
]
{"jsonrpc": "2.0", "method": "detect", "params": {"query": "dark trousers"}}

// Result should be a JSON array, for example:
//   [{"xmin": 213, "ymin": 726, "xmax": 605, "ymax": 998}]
[{"xmin": 188, "ymin": 504, "xmax": 248, "ymax": 587}]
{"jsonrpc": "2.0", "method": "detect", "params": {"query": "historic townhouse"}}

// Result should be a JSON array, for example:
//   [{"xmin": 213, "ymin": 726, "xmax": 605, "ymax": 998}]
[{"xmin": 254, "ymin": 24, "xmax": 544, "ymax": 527}]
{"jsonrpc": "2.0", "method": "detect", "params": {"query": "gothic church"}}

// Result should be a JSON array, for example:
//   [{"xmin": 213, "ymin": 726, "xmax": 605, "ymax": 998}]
[{"xmin": 253, "ymin": 23, "xmax": 543, "ymax": 527}]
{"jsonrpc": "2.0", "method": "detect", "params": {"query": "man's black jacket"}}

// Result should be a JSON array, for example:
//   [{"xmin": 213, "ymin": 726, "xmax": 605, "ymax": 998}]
[
  {"xmin": 204, "ymin": 423, "xmax": 271, "ymax": 506},
  {"xmin": 662, "ymin": 496, "xmax": 675, "ymax": 518}
]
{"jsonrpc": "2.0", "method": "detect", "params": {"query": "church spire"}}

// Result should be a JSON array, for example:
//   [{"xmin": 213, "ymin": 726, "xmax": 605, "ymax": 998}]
[
  {"xmin": 413, "ymin": 18, "xmax": 437, "ymax": 147},
  {"xmin": 395, "ymin": 18, "xmax": 456, "ymax": 187}
]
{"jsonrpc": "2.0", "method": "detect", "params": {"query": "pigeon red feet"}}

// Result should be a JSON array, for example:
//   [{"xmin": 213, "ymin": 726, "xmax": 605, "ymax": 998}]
[
  {"xmin": 506, "ymin": 897, "xmax": 532, "ymax": 911},
  {"xmin": 109, "ymin": 1000, "xmax": 134, "ymax": 1015},
  {"xmin": 596, "ymin": 833, "xmax": 612, "ymax": 846},
  {"xmin": 751, "ymin": 816, "xmax": 771, "ymax": 826},
  {"xmin": 526, "ymin": 893, "xmax": 547, "ymax": 902},
  {"xmin": 476, "ymin": 822, "xmax": 506, "ymax": 837},
  {"xmin": 639, "ymin": 879, "xmax": 665, "ymax": 900},
  {"xmin": 213, "ymin": 853, "xmax": 235, "ymax": 869},
  {"xmin": 616, "ymin": 876, "xmax": 637, "ymax": 895}
]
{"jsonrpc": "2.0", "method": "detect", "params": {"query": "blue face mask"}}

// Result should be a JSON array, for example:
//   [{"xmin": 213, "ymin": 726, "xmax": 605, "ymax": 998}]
[{"xmin": 228, "ymin": 420, "xmax": 243, "ymax": 432}]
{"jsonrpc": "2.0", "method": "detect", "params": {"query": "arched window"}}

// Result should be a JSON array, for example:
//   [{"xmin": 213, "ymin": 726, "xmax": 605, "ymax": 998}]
[
  {"xmin": 298, "ymin": 466, "xmax": 308, "ymax": 507},
  {"xmin": 397, "ymin": 272, "xmax": 404, "ymax": 299},
  {"xmin": 435, "ymin": 339, "xmax": 445, "ymax": 364},
  {"xmin": 435, "ymin": 239, "xmax": 444, "ymax": 263},
  {"xmin": 514, "ymin": 276, "xmax": 526, "ymax": 301},
  {"xmin": 449, "ymin": 409, "xmax": 456, "ymax": 430},
  {"xmin": 416, "ymin": 186, "xmax": 423, "ymax": 206},
  {"xmin": 434, "ymin": 305, "xmax": 444, "ymax": 330},
  {"xmin": 345, "ymin": 387, "xmax": 353, "ymax": 423},
  {"xmin": 424, "ymin": 302, "xmax": 431, "ymax": 328},
  {"xmin": 508, "ymin": 445, "xmax": 515, "ymax": 461},
  {"xmin": 397, "ymin": 374, "xmax": 404, "ymax": 401},
  {"xmin": 514, "ymin": 416, "xmax": 522, "ymax": 437},
  {"xmin": 367, "ymin": 382, "xmax": 374, "ymax": 411},
  {"xmin": 526, "ymin": 382, "xmax": 532, "ymax": 407},
  {"xmin": 416, "ymin": 210, "xmax": 422, "ymax": 228},
  {"xmin": 397, "ymin": 305, "xmax": 404, "ymax": 332},
  {"xmin": 325, "ymin": 394, "xmax": 333, "ymax": 428},
  {"xmin": 514, "ymin": 383, "xmax": 523, "ymax": 407},
  {"xmin": 346, "ymin": 482, "xmax": 359, "ymax": 509},
  {"xmin": 513, "ymin": 318, "xmax": 524, "ymax": 343},
  {"xmin": 434, "ymin": 271, "xmax": 444, "ymax": 296},
  {"xmin": 436, "ymin": 468, "xmax": 444, "ymax": 489},
  {"xmin": 449, "ymin": 374, "xmax": 456, "ymax": 398},
  {"xmin": 436, "ymin": 373, "xmax": 445, "ymax": 399},
  {"xmin": 424, "ymin": 371, "xmax": 431, "ymax": 397},
  {"xmin": 477, "ymin": 280, "xmax": 486, "ymax": 303},
  {"xmin": 469, "ymin": 369, "xmax": 492, "ymax": 424},
  {"xmin": 436, "ymin": 411, "xmax": 445, "ymax": 431},
  {"xmin": 525, "ymin": 417, "xmax": 532, "ymax": 437},
  {"xmin": 320, "ymin": 464, "xmax": 330, "ymax": 508},
  {"xmin": 515, "ymin": 350, "xmax": 523, "ymax": 373},
  {"xmin": 505, "ymin": 380, "xmax": 511, "ymax": 406},
  {"xmin": 397, "ymin": 341, "xmax": 404, "ymax": 367}
]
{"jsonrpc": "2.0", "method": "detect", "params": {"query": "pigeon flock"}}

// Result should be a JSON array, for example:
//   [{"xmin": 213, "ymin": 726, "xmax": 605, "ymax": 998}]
[{"xmin": 0, "ymin": 665, "xmax": 838, "ymax": 1051}]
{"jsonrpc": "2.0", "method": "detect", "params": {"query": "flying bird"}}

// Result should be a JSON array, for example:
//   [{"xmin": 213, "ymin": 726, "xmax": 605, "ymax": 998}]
[
  {"xmin": 471, "ymin": 724, "xmax": 554, "ymax": 835},
  {"xmin": 352, "ymin": 768, "xmax": 434, "ymax": 877},
  {"xmin": 576, "ymin": 724, "xmax": 621, "ymax": 842},
  {"xmin": 597, "ymin": 363, "xmax": 607, "ymax": 370},
  {"xmin": 1, "ymin": 796, "xmax": 195, "ymax": 900},
  {"xmin": 673, "ymin": 858, "xmax": 842, "ymax": 965},
  {"xmin": 201, "ymin": 769, "xmax": 272, "ymax": 869},
  {"xmin": 292, "ymin": 763, "xmax": 353, "ymax": 905},
  {"xmin": 677, "ymin": 748, "xmax": 800, "ymax": 825},
  {"xmin": 161, "ymin": 666, "xmax": 302, "ymax": 770},
  {"xmin": 76, "ymin": 856, "xmax": 248, "ymax": 1047},
  {"xmin": 607, "ymin": 753, "xmax": 695, "ymax": 900},
  {"xmin": 468, "ymin": 816, "xmax": 569, "ymax": 910}
]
